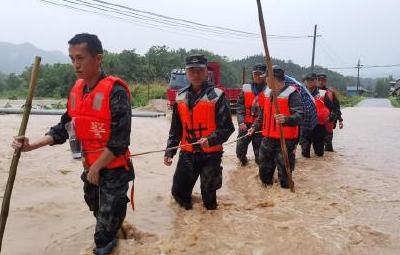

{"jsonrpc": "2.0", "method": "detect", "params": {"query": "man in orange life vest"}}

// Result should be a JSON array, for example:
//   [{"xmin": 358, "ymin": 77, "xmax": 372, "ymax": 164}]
[
  {"xmin": 12, "ymin": 33, "xmax": 134, "ymax": 255},
  {"xmin": 300, "ymin": 72, "xmax": 335, "ymax": 158},
  {"xmin": 248, "ymin": 66, "xmax": 303, "ymax": 188},
  {"xmin": 236, "ymin": 63, "xmax": 267, "ymax": 166},
  {"xmin": 317, "ymin": 73, "xmax": 344, "ymax": 152},
  {"xmin": 164, "ymin": 54, "xmax": 234, "ymax": 210}
]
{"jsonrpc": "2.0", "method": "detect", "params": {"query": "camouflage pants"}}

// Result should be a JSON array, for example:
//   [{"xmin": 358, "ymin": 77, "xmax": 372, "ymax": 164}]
[
  {"xmin": 81, "ymin": 162, "xmax": 134, "ymax": 248},
  {"xmin": 236, "ymin": 124, "xmax": 262, "ymax": 164},
  {"xmin": 172, "ymin": 151, "xmax": 223, "ymax": 210},
  {"xmin": 258, "ymin": 138, "xmax": 296, "ymax": 188}
]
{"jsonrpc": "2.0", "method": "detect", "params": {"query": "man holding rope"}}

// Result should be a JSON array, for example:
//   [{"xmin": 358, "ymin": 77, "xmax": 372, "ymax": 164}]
[
  {"xmin": 164, "ymin": 54, "xmax": 234, "ymax": 210},
  {"xmin": 236, "ymin": 63, "xmax": 267, "ymax": 166},
  {"xmin": 11, "ymin": 33, "xmax": 134, "ymax": 255},
  {"xmin": 248, "ymin": 66, "xmax": 303, "ymax": 188}
]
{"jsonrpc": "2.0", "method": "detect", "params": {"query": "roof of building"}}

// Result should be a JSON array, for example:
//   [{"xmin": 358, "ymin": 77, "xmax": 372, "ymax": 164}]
[{"xmin": 347, "ymin": 86, "xmax": 369, "ymax": 92}]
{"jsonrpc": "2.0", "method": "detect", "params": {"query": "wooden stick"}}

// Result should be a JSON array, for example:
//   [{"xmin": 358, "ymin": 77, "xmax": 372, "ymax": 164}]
[
  {"xmin": 256, "ymin": 0, "xmax": 295, "ymax": 192},
  {"xmin": 0, "ymin": 56, "xmax": 41, "ymax": 251}
]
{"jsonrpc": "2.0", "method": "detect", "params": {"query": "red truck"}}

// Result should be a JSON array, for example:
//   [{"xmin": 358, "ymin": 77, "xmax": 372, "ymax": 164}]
[{"xmin": 166, "ymin": 62, "xmax": 241, "ymax": 110}]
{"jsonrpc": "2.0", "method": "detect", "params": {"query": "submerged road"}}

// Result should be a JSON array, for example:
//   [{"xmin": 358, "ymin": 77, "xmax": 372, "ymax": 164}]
[
  {"xmin": 1, "ymin": 106, "xmax": 400, "ymax": 255},
  {"xmin": 356, "ymin": 98, "xmax": 393, "ymax": 107}
]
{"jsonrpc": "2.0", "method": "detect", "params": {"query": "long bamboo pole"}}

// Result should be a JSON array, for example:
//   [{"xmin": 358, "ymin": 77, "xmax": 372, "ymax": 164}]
[
  {"xmin": 0, "ymin": 56, "xmax": 41, "ymax": 252},
  {"xmin": 256, "ymin": 0, "xmax": 294, "ymax": 192}
]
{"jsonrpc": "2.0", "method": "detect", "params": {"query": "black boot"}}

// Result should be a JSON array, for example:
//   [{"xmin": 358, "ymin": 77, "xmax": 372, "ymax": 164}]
[
  {"xmin": 238, "ymin": 156, "xmax": 248, "ymax": 166},
  {"xmin": 93, "ymin": 239, "xmax": 117, "ymax": 255},
  {"xmin": 301, "ymin": 151, "xmax": 310, "ymax": 158},
  {"xmin": 261, "ymin": 181, "xmax": 273, "ymax": 187},
  {"xmin": 280, "ymin": 180, "xmax": 290, "ymax": 189},
  {"xmin": 173, "ymin": 195, "xmax": 193, "ymax": 210},
  {"xmin": 204, "ymin": 202, "xmax": 217, "ymax": 210},
  {"xmin": 202, "ymin": 190, "xmax": 217, "ymax": 210}
]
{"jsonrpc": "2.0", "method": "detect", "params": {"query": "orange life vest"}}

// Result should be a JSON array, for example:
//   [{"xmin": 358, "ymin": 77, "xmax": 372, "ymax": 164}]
[
  {"xmin": 324, "ymin": 88, "xmax": 333, "ymax": 101},
  {"xmin": 259, "ymin": 86, "xmax": 299, "ymax": 139},
  {"xmin": 176, "ymin": 87, "xmax": 224, "ymax": 153},
  {"xmin": 243, "ymin": 84, "xmax": 264, "ymax": 124},
  {"xmin": 315, "ymin": 89, "xmax": 330, "ymax": 125},
  {"xmin": 321, "ymin": 88, "xmax": 335, "ymax": 132},
  {"xmin": 68, "ymin": 76, "xmax": 132, "ymax": 169}
]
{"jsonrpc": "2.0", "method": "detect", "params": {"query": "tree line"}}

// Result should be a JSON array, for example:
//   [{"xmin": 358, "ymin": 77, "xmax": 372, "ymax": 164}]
[{"xmin": 0, "ymin": 45, "xmax": 387, "ymax": 98}]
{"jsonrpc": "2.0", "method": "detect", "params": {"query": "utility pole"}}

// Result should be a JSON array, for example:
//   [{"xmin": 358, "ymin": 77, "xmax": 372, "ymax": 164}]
[
  {"xmin": 311, "ymin": 24, "xmax": 317, "ymax": 73},
  {"xmin": 242, "ymin": 67, "xmax": 246, "ymax": 85},
  {"xmin": 356, "ymin": 59, "xmax": 362, "ymax": 95}
]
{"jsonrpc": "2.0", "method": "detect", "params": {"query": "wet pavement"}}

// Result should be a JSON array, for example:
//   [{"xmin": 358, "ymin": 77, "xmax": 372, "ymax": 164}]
[{"xmin": 356, "ymin": 98, "xmax": 393, "ymax": 108}]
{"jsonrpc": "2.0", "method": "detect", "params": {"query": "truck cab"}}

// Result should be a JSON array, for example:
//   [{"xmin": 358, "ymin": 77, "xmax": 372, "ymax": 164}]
[{"xmin": 167, "ymin": 69, "xmax": 187, "ymax": 108}]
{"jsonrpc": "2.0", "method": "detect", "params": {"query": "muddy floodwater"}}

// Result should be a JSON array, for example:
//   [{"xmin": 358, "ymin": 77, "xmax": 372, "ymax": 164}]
[{"xmin": 1, "ymin": 105, "xmax": 399, "ymax": 255}]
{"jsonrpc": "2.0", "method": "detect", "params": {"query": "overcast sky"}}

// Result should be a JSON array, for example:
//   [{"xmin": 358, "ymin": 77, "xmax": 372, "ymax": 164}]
[{"xmin": 1, "ymin": 0, "xmax": 399, "ymax": 78}]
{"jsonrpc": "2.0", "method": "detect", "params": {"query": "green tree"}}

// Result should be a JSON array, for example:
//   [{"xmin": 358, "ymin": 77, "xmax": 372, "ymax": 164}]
[
  {"xmin": 19, "ymin": 63, "xmax": 75, "ymax": 97},
  {"xmin": 103, "ymin": 49, "xmax": 148, "ymax": 83},
  {"xmin": 374, "ymin": 77, "xmax": 390, "ymax": 98},
  {"xmin": 189, "ymin": 49, "xmax": 238, "ymax": 87},
  {"xmin": 0, "ymin": 72, "xmax": 6, "ymax": 92},
  {"xmin": 5, "ymin": 73, "xmax": 22, "ymax": 90},
  {"xmin": 0, "ymin": 45, "xmax": 387, "ymax": 101},
  {"xmin": 145, "ymin": 46, "xmax": 183, "ymax": 81}
]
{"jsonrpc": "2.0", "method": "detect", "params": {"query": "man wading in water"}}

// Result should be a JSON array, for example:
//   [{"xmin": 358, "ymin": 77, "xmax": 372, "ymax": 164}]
[
  {"xmin": 164, "ymin": 54, "xmax": 234, "ymax": 210},
  {"xmin": 12, "ymin": 33, "xmax": 134, "ymax": 255}
]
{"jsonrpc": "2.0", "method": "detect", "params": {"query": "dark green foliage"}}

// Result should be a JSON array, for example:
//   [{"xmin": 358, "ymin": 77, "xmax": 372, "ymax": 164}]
[
  {"xmin": 340, "ymin": 96, "xmax": 365, "ymax": 107},
  {"xmin": 231, "ymin": 55, "xmax": 376, "ymax": 93},
  {"xmin": 0, "ymin": 46, "xmax": 385, "ymax": 99},
  {"xmin": 187, "ymin": 49, "xmax": 239, "ymax": 88},
  {"xmin": 389, "ymin": 96, "xmax": 400, "ymax": 107},
  {"xmin": 374, "ymin": 77, "xmax": 390, "ymax": 98},
  {"xmin": 130, "ymin": 83, "xmax": 167, "ymax": 107},
  {"xmin": 0, "ymin": 72, "xmax": 6, "ymax": 92}
]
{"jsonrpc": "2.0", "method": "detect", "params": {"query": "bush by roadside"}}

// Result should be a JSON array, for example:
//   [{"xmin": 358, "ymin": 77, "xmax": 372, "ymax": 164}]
[
  {"xmin": 389, "ymin": 96, "xmax": 400, "ymax": 108},
  {"xmin": 340, "ymin": 95, "xmax": 365, "ymax": 107},
  {"xmin": 130, "ymin": 83, "xmax": 167, "ymax": 108}
]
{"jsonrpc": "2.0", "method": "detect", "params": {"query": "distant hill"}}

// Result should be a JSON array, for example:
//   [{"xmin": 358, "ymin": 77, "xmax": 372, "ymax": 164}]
[{"xmin": 0, "ymin": 42, "xmax": 69, "ymax": 74}]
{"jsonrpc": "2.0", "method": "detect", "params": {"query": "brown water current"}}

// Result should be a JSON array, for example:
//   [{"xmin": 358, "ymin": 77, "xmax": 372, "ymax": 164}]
[{"xmin": 1, "ymin": 106, "xmax": 400, "ymax": 255}]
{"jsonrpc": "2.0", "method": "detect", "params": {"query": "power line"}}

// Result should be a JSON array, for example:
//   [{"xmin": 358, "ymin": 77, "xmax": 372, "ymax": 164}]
[
  {"xmin": 39, "ymin": 0, "xmax": 255, "ymax": 40},
  {"xmin": 68, "ymin": 0, "xmax": 259, "ymax": 39},
  {"xmin": 35, "ymin": 0, "xmax": 319, "ymax": 41},
  {"xmin": 89, "ymin": 0, "xmax": 261, "ymax": 37},
  {"xmin": 36, "ymin": 0, "xmax": 243, "ymax": 44},
  {"xmin": 69, "ymin": 0, "xmax": 319, "ymax": 39},
  {"xmin": 90, "ymin": 0, "xmax": 312, "ymax": 39},
  {"xmin": 318, "ymin": 38, "xmax": 348, "ymax": 67},
  {"xmin": 37, "ymin": 0, "xmax": 277, "ymax": 49},
  {"xmin": 37, "ymin": 0, "xmax": 260, "ymax": 42},
  {"xmin": 362, "ymin": 64, "xmax": 400, "ymax": 68},
  {"xmin": 328, "ymin": 64, "xmax": 400, "ymax": 70}
]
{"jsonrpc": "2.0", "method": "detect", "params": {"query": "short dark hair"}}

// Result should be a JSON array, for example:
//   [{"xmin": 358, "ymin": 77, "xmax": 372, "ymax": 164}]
[{"xmin": 68, "ymin": 33, "xmax": 103, "ymax": 56}]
